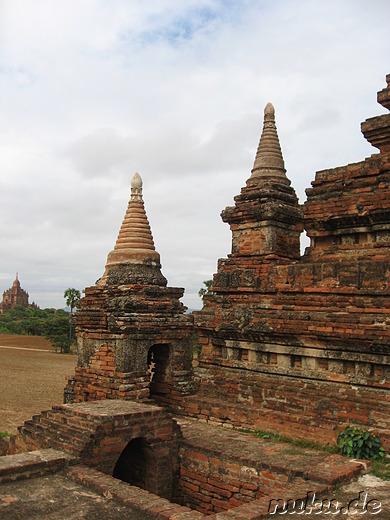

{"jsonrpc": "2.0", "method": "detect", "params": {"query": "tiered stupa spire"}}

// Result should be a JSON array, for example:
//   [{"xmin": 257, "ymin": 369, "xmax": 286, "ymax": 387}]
[
  {"xmin": 108, "ymin": 173, "xmax": 158, "ymax": 256},
  {"xmin": 99, "ymin": 173, "xmax": 166, "ymax": 286},
  {"xmin": 12, "ymin": 274, "xmax": 21, "ymax": 288},
  {"xmin": 105, "ymin": 173, "xmax": 160, "ymax": 268},
  {"xmin": 248, "ymin": 102, "xmax": 290, "ymax": 186},
  {"xmin": 221, "ymin": 102, "xmax": 303, "ymax": 259}
]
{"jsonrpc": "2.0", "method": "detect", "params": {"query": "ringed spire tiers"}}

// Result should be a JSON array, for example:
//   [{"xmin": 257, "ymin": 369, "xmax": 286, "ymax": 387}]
[
  {"xmin": 221, "ymin": 101, "xmax": 303, "ymax": 260},
  {"xmin": 248, "ymin": 102, "xmax": 290, "ymax": 186},
  {"xmin": 99, "ymin": 172, "xmax": 164, "ymax": 285}
]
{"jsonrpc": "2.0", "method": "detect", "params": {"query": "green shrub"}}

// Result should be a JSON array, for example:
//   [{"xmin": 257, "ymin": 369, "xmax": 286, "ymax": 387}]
[
  {"xmin": 0, "ymin": 431, "xmax": 10, "ymax": 439},
  {"xmin": 337, "ymin": 426, "xmax": 386, "ymax": 460}
]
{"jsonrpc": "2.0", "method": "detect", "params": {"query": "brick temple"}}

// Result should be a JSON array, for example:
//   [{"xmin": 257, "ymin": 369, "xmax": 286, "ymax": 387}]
[
  {"xmin": 185, "ymin": 87, "xmax": 390, "ymax": 447},
  {"xmin": 0, "ymin": 274, "xmax": 35, "ymax": 313},
  {"xmin": 1, "ymin": 74, "xmax": 389, "ymax": 518}
]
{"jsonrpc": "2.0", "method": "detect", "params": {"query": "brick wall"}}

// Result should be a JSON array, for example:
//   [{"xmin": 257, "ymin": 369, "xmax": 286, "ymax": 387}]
[
  {"xmin": 182, "ymin": 366, "xmax": 390, "ymax": 449},
  {"xmin": 189, "ymin": 75, "xmax": 390, "ymax": 450},
  {"xmin": 178, "ymin": 446, "xmax": 269, "ymax": 514},
  {"xmin": 65, "ymin": 274, "xmax": 195, "ymax": 406},
  {"xmin": 69, "ymin": 343, "xmax": 150, "ymax": 403}
]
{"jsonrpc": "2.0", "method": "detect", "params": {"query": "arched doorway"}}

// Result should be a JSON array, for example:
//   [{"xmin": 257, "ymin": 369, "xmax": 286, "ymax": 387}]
[
  {"xmin": 147, "ymin": 344, "xmax": 171, "ymax": 401},
  {"xmin": 113, "ymin": 437, "xmax": 155, "ymax": 491}
]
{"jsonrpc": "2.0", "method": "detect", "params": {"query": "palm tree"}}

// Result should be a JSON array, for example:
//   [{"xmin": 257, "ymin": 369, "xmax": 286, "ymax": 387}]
[
  {"xmin": 64, "ymin": 288, "xmax": 81, "ymax": 350},
  {"xmin": 64, "ymin": 288, "xmax": 81, "ymax": 313}
]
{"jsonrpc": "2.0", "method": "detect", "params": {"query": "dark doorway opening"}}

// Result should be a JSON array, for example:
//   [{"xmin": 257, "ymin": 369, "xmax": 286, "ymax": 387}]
[
  {"xmin": 147, "ymin": 344, "xmax": 171, "ymax": 401},
  {"xmin": 113, "ymin": 438, "xmax": 154, "ymax": 491}
]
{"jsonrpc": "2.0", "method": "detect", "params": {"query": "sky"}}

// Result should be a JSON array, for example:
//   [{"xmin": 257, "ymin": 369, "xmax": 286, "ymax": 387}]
[{"xmin": 0, "ymin": 0, "xmax": 389, "ymax": 311}]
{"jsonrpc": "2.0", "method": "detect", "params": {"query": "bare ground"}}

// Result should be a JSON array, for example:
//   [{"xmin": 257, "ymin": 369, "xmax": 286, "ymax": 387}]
[
  {"xmin": 0, "ymin": 335, "xmax": 77, "ymax": 434},
  {"xmin": 0, "ymin": 472, "xmax": 153, "ymax": 520},
  {"xmin": 0, "ymin": 334, "xmax": 54, "ymax": 350},
  {"xmin": 301, "ymin": 474, "xmax": 390, "ymax": 519}
]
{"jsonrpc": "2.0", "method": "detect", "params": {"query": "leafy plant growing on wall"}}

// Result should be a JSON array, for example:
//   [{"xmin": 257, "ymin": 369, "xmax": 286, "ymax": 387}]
[
  {"xmin": 337, "ymin": 426, "xmax": 386, "ymax": 460},
  {"xmin": 198, "ymin": 280, "xmax": 213, "ymax": 300}
]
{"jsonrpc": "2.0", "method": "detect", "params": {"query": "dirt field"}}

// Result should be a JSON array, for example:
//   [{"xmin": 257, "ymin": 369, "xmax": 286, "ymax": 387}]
[
  {"xmin": 0, "ymin": 333, "xmax": 54, "ymax": 350},
  {"xmin": 0, "ymin": 334, "xmax": 77, "ymax": 434}
]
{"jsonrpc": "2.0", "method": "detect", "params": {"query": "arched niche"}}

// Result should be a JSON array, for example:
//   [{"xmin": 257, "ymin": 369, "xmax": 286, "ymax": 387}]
[
  {"xmin": 113, "ymin": 437, "xmax": 156, "ymax": 492},
  {"xmin": 147, "ymin": 344, "xmax": 171, "ymax": 400}
]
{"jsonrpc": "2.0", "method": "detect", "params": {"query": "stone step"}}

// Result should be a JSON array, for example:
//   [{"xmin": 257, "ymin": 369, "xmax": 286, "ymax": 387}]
[
  {"xmin": 17, "ymin": 414, "xmax": 92, "ymax": 456},
  {"xmin": 17, "ymin": 420, "xmax": 48, "ymax": 443},
  {"xmin": 38, "ymin": 414, "xmax": 94, "ymax": 436},
  {"xmin": 44, "ymin": 408, "xmax": 98, "ymax": 429},
  {"xmin": 0, "ymin": 448, "xmax": 73, "ymax": 484},
  {"xmin": 34, "ymin": 425, "xmax": 90, "ymax": 452},
  {"xmin": 177, "ymin": 418, "xmax": 367, "ymax": 486}
]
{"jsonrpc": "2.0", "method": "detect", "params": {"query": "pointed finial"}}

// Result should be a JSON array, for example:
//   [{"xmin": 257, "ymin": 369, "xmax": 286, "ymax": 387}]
[
  {"xmin": 249, "ymin": 101, "xmax": 288, "ymax": 185},
  {"xmin": 264, "ymin": 102, "xmax": 274, "ymax": 117},
  {"xmin": 131, "ymin": 172, "xmax": 143, "ymax": 201},
  {"xmin": 13, "ymin": 273, "xmax": 21, "ymax": 287}
]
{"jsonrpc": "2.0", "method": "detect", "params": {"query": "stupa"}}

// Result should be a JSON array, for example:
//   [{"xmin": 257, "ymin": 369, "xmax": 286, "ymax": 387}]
[{"xmin": 65, "ymin": 173, "xmax": 194, "ymax": 406}]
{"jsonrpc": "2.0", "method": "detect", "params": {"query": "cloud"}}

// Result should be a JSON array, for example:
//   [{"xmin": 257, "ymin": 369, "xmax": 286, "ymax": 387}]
[
  {"xmin": 0, "ymin": 0, "xmax": 389, "ymax": 310},
  {"xmin": 64, "ymin": 129, "xmax": 132, "ymax": 178},
  {"xmin": 64, "ymin": 113, "xmax": 259, "ymax": 180}
]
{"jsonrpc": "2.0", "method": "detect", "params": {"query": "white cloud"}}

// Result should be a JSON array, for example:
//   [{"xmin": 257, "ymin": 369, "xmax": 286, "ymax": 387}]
[{"xmin": 0, "ymin": 0, "xmax": 389, "ymax": 310}]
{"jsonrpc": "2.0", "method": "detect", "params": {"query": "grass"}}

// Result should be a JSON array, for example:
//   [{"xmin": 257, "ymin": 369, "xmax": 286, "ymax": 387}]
[
  {"xmin": 242, "ymin": 428, "xmax": 340, "ymax": 454},
  {"xmin": 371, "ymin": 459, "xmax": 390, "ymax": 480},
  {"xmin": 0, "ymin": 431, "xmax": 10, "ymax": 438}
]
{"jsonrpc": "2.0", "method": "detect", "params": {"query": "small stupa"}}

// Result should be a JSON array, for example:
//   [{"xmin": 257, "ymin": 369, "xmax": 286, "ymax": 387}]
[
  {"xmin": 98, "ymin": 173, "xmax": 166, "ymax": 286},
  {"xmin": 66, "ymin": 171, "xmax": 193, "ymax": 405},
  {"xmin": 221, "ymin": 102, "xmax": 303, "ymax": 260},
  {"xmin": 249, "ymin": 102, "xmax": 289, "ymax": 185}
]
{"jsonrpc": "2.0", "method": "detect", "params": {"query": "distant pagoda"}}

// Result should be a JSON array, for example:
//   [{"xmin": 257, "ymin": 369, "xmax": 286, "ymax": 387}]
[{"xmin": 0, "ymin": 275, "xmax": 38, "ymax": 313}]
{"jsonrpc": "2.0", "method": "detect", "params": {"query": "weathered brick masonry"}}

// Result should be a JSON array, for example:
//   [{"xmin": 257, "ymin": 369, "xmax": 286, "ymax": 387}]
[
  {"xmin": 64, "ymin": 173, "xmax": 195, "ymax": 409},
  {"xmin": 1, "ymin": 401, "xmax": 367, "ymax": 517},
  {"xmin": 2, "ymin": 76, "xmax": 389, "ymax": 518},
  {"xmin": 7, "ymin": 400, "xmax": 179, "ymax": 500},
  {"xmin": 64, "ymin": 77, "xmax": 389, "ymax": 450},
  {"xmin": 176, "ymin": 419, "xmax": 364, "ymax": 515},
  {"xmin": 185, "ymin": 76, "xmax": 390, "ymax": 448}
]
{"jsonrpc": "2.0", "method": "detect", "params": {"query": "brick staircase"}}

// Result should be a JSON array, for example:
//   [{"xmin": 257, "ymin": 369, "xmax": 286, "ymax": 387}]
[{"xmin": 14, "ymin": 405, "xmax": 96, "ymax": 457}]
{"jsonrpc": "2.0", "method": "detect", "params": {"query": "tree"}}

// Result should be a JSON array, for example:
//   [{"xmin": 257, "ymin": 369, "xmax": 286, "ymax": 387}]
[
  {"xmin": 44, "ymin": 314, "xmax": 70, "ymax": 353},
  {"xmin": 64, "ymin": 288, "xmax": 81, "ymax": 351},
  {"xmin": 64, "ymin": 288, "xmax": 81, "ymax": 313},
  {"xmin": 0, "ymin": 306, "xmax": 77, "ymax": 353},
  {"xmin": 198, "ymin": 280, "xmax": 213, "ymax": 300}
]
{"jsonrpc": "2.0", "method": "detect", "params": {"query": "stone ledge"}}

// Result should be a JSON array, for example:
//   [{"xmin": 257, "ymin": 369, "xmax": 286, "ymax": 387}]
[
  {"xmin": 177, "ymin": 418, "xmax": 368, "ymax": 486},
  {"xmin": 0, "ymin": 448, "xmax": 73, "ymax": 484},
  {"xmin": 67, "ymin": 465, "xmax": 205, "ymax": 519}
]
